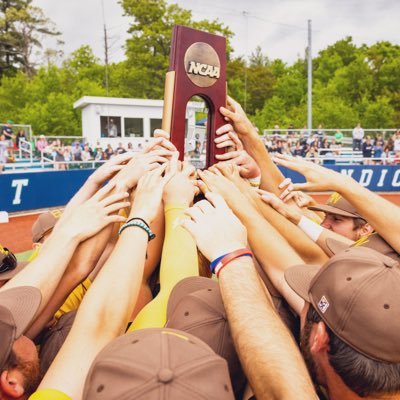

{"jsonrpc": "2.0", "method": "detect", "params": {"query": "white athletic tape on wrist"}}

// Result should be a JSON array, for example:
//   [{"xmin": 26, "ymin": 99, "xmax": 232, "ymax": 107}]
[
  {"xmin": 248, "ymin": 175, "xmax": 261, "ymax": 188},
  {"xmin": 297, "ymin": 216, "xmax": 324, "ymax": 242}
]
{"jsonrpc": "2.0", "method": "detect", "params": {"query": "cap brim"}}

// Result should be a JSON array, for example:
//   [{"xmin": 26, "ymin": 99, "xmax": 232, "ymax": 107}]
[
  {"xmin": 308, "ymin": 204, "xmax": 360, "ymax": 218},
  {"xmin": 167, "ymin": 277, "xmax": 218, "ymax": 320},
  {"xmin": 325, "ymin": 239, "xmax": 350, "ymax": 256},
  {"xmin": 0, "ymin": 262, "xmax": 28, "ymax": 281},
  {"xmin": 0, "ymin": 287, "xmax": 41, "ymax": 337},
  {"xmin": 284, "ymin": 265, "xmax": 321, "ymax": 301}
]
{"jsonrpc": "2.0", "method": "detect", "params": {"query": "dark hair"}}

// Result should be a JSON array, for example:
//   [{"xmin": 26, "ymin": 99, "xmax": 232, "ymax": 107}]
[
  {"xmin": 352, "ymin": 217, "xmax": 368, "ymax": 231},
  {"xmin": 306, "ymin": 306, "xmax": 400, "ymax": 397}
]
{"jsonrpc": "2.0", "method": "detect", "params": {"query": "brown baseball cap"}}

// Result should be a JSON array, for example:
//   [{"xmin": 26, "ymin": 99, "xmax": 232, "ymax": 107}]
[
  {"xmin": 326, "ymin": 233, "xmax": 400, "ymax": 261},
  {"xmin": 32, "ymin": 210, "xmax": 62, "ymax": 243},
  {"xmin": 285, "ymin": 247, "xmax": 400, "ymax": 363},
  {"xmin": 166, "ymin": 277, "xmax": 246, "ymax": 397},
  {"xmin": 83, "ymin": 328, "xmax": 234, "ymax": 399},
  {"xmin": 0, "ymin": 286, "xmax": 42, "ymax": 369},
  {"xmin": 308, "ymin": 192, "xmax": 365, "ymax": 219}
]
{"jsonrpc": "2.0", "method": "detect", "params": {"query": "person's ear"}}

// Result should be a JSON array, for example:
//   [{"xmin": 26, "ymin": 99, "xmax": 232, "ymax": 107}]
[
  {"xmin": 310, "ymin": 321, "xmax": 330, "ymax": 355},
  {"xmin": 0, "ymin": 370, "xmax": 25, "ymax": 398},
  {"xmin": 358, "ymin": 223, "xmax": 374, "ymax": 237}
]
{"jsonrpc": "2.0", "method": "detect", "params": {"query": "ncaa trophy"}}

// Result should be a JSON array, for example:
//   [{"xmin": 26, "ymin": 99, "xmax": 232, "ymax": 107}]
[{"xmin": 162, "ymin": 25, "xmax": 227, "ymax": 168}]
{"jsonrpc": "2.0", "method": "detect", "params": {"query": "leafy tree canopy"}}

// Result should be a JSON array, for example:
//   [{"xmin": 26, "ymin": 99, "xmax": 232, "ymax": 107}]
[{"xmin": 1, "ymin": 1, "xmax": 400, "ymax": 135}]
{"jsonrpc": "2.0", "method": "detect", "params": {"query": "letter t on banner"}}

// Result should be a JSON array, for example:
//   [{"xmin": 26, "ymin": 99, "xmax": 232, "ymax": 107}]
[{"xmin": 162, "ymin": 25, "xmax": 227, "ymax": 168}]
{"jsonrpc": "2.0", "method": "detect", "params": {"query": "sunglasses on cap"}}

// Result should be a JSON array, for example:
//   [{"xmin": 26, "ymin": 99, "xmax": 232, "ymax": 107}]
[{"xmin": 0, "ymin": 247, "xmax": 17, "ymax": 274}]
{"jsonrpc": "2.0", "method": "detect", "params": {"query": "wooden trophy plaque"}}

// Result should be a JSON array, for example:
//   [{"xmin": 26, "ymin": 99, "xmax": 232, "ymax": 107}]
[{"xmin": 162, "ymin": 25, "xmax": 227, "ymax": 168}]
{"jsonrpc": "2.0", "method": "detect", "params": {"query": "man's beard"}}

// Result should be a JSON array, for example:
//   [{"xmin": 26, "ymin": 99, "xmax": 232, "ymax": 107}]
[{"xmin": 300, "ymin": 319, "xmax": 319, "ymax": 386}]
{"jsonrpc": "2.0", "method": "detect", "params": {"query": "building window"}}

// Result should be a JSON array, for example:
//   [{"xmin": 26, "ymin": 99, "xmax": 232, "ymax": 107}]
[
  {"xmin": 150, "ymin": 119, "xmax": 188, "ymax": 137},
  {"xmin": 100, "ymin": 116, "xmax": 121, "ymax": 138},
  {"xmin": 125, "ymin": 118, "xmax": 144, "ymax": 137},
  {"xmin": 150, "ymin": 119, "xmax": 162, "ymax": 137}
]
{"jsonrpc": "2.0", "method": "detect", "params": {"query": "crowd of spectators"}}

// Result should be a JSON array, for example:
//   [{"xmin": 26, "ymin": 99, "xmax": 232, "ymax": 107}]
[
  {"xmin": 263, "ymin": 124, "xmax": 400, "ymax": 165},
  {"xmin": 43, "ymin": 140, "xmax": 140, "ymax": 170},
  {"xmin": 2, "ymin": 119, "xmax": 400, "ymax": 170},
  {"xmin": 0, "ymin": 97, "xmax": 399, "ymax": 400}
]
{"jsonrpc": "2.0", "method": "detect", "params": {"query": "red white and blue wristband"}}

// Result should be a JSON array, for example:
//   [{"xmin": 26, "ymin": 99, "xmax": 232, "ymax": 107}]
[{"xmin": 210, "ymin": 248, "xmax": 253, "ymax": 278}]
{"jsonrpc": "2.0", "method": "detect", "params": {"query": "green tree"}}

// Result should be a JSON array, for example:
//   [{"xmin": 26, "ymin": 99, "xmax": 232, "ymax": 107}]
[
  {"xmin": 118, "ymin": 0, "xmax": 232, "ymax": 99},
  {"xmin": 0, "ymin": 0, "xmax": 60, "ymax": 77},
  {"xmin": 361, "ymin": 96, "xmax": 394, "ymax": 128}
]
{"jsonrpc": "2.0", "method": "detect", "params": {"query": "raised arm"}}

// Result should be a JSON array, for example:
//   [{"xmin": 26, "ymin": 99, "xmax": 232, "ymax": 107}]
[
  {"xmin": 37, "ymin": 166, "xmax": 171, "ymax": 399},
  {"xmin": 197, "ymin": 170, "xmax": 304, "ymax": 314},
  {"xmin": 210, "ymin": 163, "xmax": 328, "ymax": 264},
  {"xmin": 128, "ymin": 159, "xmax": 199, "ymax": 330},
  {"xmin": 259, "ymin": 189, "xmax": 353, "ymax": 255},
  {"xmin": 274, "ymin": 153, "xmax": 400, "ymax": 253},
  {"xmin": 0, "ymin": 182, "xmax": 128, "ymax": 315},
  {"xmin": 217, "ymin": 96, "xmax": 285, "ymax": 195},
  {"xmin": 180, "ymin": 193, "xmax": 316, "ymax": 400}
]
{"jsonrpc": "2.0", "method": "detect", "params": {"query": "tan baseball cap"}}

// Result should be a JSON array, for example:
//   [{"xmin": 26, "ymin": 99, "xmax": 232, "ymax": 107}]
[
  {"xmin": 326, "ymin": 233, "xmax": 400, "ymax": 261},
  {"xmin": 0, "ymin": 287, "xmax": 42, "ymax": 369},
  {"xmin": 285, "ymin": 247, "xmax": 400, "ymax": 363},
  {"xmin": 308, "ymin": 192, "xmax": 365, "ymax": 219},
  {"xmin": 83, "ymin": 328, "xmax": 234, "ymax": 399},
  {"xmin": 32, "ymin": 210, "xmax": 62, "ymax": 243},
  {"xmin": 166, "ymin": 277, "xmax": 246, "ymax": 397}
]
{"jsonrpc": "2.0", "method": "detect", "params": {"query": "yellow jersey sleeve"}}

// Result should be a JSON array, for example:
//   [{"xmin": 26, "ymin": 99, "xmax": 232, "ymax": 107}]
[
  {"xmin": 29, "ymin": 388, "xmax": 72, "ymax": 400},
  {"xmin": 127, "ymin": 204, "xmax": 199, "ymax": 331},
  {"xmin": 54, "ymin": 278, "xmax": 92, "ymax": 320}
]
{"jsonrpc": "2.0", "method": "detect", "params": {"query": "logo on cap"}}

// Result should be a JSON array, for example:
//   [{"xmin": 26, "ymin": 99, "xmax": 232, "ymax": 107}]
[
  {"xmin": 329, "ymin": 193, "xmax": 342, "ymax": 205},
  {"xmin": 51, "ymin": 210, "xmax": 62, "ymax": 219},
  {"xmin": 318, "ymin": 296, "xmax": 330, "ymax": 314}
]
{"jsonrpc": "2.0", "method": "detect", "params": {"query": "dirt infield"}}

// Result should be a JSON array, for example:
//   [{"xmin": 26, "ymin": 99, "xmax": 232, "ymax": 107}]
[{"xmin": 1, "ymin": 193, "xmax": 399, "ymax": 254}]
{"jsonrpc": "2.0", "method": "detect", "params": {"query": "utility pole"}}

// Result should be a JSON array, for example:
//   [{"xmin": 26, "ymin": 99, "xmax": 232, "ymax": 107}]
[
  {"xmin": 101, "ymin": 0, "xmax": 110, "ymax": 97},
  {"xmin": 243, "ymin": 10, "xmax": 249, "ymax": 112},
  {"xmin": 307, "ymin": 19, "xmax": 312, "ymax": 136}
]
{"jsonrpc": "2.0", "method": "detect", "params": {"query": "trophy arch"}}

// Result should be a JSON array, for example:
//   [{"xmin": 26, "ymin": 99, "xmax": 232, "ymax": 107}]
[{"xmin": 162, "ymin": 25, "xmax": 227, "ymax": 168}]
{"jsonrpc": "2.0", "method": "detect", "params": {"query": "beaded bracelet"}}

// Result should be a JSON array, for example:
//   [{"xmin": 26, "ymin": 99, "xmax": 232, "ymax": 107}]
[{"xmin": 118, "ymin": 218, "xmax": 155, "ymax": 241}]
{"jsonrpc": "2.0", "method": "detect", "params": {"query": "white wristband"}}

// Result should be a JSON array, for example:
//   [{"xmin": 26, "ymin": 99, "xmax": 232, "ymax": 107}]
[
  {"xmin": 297, "ymin": 216, "xmax": 323, "ymax": 242},
  {"xmin": 247, "ymin": 175, "xmax": 261, "ymax": 188}
]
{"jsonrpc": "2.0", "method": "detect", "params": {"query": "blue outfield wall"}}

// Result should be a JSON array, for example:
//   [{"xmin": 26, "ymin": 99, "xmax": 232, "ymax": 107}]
[
  {"xmin": 279, "ymin": 164, "xmax": 400, "ymax": 192},
  {"xmin": 0, "ymin": 165, "xmax": 399, "ymax": 213},
  {"xmin": 0, "ymin": 169, "xmax": 94, "ymax": 213}
]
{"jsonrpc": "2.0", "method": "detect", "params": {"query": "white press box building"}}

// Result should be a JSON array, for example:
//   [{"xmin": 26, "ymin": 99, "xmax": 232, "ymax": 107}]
[{"xmin": 73, "ymin": 96, "xmax": 205, "ymax": 149}]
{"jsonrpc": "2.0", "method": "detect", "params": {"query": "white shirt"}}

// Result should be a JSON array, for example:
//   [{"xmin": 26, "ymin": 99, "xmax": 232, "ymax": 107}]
[{"xmin": 352, "ymin": 127, "xmax": 364, "ymax": 140}]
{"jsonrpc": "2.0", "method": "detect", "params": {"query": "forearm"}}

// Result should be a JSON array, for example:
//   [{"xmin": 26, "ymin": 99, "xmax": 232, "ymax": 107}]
[
  {"xmin": 128, "ymin": 204, "xmax": 198, "ymax": 330},
  {"xmin": 241, "ymin": 133, "xmax": 285, "ymax": 195},
  {"xmin": 159, "ymin": 205, "xmax": 198, "ymax": 290},
  {"xmin": 29, "ymin": 225, "xmax": 115, "ymax": 332},
  {"xmin": 39, "ymin": 228, "xmax": 148, "ymax": 398},
  {"xmin": 0, "ymin": 229, "xmax": 79, "ymax": 313},
  {"xmin": 338, "ymin": 177, "xmax": 400, "ymax": 251},
  {"xmin": 219, "ymin": 258, "xmax": 314, "ymax": 400},
  {"xmin": 248, "ymin": 191, "xmax": 328, "ymax": 264},
  {"xmin": 228, "ymin": 197, "xmax": 304, "ymax": 313}
]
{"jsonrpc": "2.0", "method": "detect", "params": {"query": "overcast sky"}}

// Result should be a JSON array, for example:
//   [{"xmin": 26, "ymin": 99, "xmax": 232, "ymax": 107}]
[{"xmin": 33, "ymin": 0, "xmax": 400, "ymax": 65}]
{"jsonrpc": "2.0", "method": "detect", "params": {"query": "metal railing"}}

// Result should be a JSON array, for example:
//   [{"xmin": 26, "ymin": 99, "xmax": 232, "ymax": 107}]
[
  {"xmin": 32, "ymin": 136, "xmax": 83, "ymax": 147},
  {"xmin": 3, "ymin": 159, "xmax": 108, "ymax": 172},
  {"xmin": 262, "ymin": 128, "xmax": 397, "ymax": 142},
  {"xmin": 0, "ymin": 123, "xmax": 33, "ymax": 140},
  {"xmin": 18, "ymin": 138, "xmax": 33, "ymax": 163}
]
